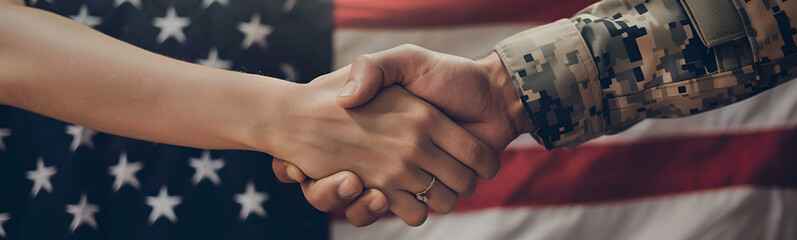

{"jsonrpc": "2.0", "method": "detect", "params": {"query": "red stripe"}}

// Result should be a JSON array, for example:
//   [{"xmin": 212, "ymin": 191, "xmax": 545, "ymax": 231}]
[
  {"xmin": 453, "ymin": 127, "xmax": 797, "ymax": 212},
  {"xmin": 332, "ymin": 127, "xmax": 797, "ymax": 220},
  {"xmin": 334, "ymin": 0, "xmax": 597, "ymax": 28}
]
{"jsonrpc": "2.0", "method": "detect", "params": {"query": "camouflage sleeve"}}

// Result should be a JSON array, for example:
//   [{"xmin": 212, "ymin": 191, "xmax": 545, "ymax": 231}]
[{"xmin": 495, "ymin": 0, "xmax": 797, "ymax": 149}]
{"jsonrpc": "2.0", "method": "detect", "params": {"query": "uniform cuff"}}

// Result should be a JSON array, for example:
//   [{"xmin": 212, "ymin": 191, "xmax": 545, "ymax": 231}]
[{"xmin": 495, "ymin": 19, "xmax": 604, "ymax": 149}]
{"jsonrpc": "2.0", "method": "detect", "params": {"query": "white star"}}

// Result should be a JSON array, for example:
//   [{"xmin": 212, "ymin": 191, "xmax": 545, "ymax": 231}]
[
  {"xmin": 70, "ymin": 5, "xmax": 101, "ymax": 28},
  {"xmin": 153, "ymin": 7, "xmax": 190, "ymax": 44},
  {"xmin": 66, "ymin": 193, "xmax": 100, "ymax": 232},
  {"xmin": 114, "ymin": 0, "xmax": 141, "ymax": 8},
  {"xmin": 0, "ymin": 213, "xmax": 9, "ymax": 238},
  {"xmin": 0, "ymin": 128, "xmax": 10, "ymax": 151},
  {"xmin": 29, "ymin": 0, "xmax": 52, "ymax": 6},
  {"xmin": 26, "ymin": 157, "xmax": 57, "ymax": 197},
  {"xmin": 280, "ymin": 63, "xmax": 299, "ymax": 82},
  {"xmin": 66, "ymin": 125, "xmax": 96, "ymax": 152},
  {"xmin": 189, "ymin": 150, "xmax": 225, "ymax": 185},
  {"xmin": 202, "ymin": 0, "xmax": 228, "ymax": 8},
  {"xmin": 282, "ymin": 0, "xmax": 297, "ymax": 13},
  {"xmin": 197, "ymin": 48, "xmax": 232, "ymax": 69},
  {"xmin": 235, "ymin": 181, "xmax": 268, "ymax": 220},
  {"xmin": 109, "ymin": 152, "xmax": 142, "ymax": 192},
  {"xmin": 146, "ymin": 186, "xmax": 182, "ymax": 224},
  {"xmin": 237, "ymin": 13, "xmax": 272, "ymax": 49}
]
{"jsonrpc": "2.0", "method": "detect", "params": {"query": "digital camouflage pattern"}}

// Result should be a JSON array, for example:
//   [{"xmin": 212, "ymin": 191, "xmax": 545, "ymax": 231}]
[{"xmin": 496, "ymin": 0, "xmax": 797, "ymax": 149}]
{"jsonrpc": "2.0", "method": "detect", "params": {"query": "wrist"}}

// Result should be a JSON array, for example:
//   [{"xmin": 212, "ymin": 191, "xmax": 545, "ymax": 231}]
[
  {"xmin": 479, "ymin": 52, "xmax": 535, "ymax": 136},
  {"xmin": 230, "ymin": 73, "xmax": 305, "ymax": 154}
]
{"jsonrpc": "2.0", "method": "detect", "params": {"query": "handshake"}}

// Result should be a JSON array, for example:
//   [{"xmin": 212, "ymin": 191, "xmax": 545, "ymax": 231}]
[{"xmin": 266, "ymin": 45, "xmax": 533, "ymax": 227}]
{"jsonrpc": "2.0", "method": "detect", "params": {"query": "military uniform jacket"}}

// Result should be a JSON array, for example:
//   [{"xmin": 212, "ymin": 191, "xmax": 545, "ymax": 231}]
[{"xmin": 496, "ymin": 0, "xmax": 797, "ymax": 149}]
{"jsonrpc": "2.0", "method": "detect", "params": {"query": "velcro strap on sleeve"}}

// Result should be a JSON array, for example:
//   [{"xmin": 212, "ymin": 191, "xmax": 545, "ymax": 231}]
[{"xmin": 680, "ymin": 0, "xmax": 746, "ymax": 47}]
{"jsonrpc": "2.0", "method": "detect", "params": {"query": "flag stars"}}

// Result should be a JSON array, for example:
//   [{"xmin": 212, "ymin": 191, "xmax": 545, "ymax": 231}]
[
  {"xmin": 66, "ymin": 125, "xmax": 96, "ymax": 152},
  {"xmin": 280, "ymin": 63, "xmax": 299, "ymax": 82},
  {"xmin": 235, "ymin": 181, "xmax": 269, "ymax": 220},
  {"xmin": 146, "ymin": 186, "xmax": 182, "ymax": 224},
  {"xmin": 27, "ymin": 157, "xmax": 57, "ymax": 197},
  {"xmin": 29, "ymin": 0, "xmax": 52, "ymax": 6},
  {"xmin": 114, "ymin": 0, "xmax": 141, "ymax": 8},
  {"xmin": 283, "ymin": 0, "xmax": 297, "ymax": 13},
  {"xmin": 66, "ymin": 193, "xmax": 100, "ymax": 232},
  {"xmin": 189, "ymin": 150, "xmax": 225, "ymax": 185},
  {"xmin": 238, "ymin": 13, "xmax": 272, "ymax": 49},
  {"xmin": 197, "ymin": 48, "xmax": 232, "ymax": 69},
  {"xmin": 109, "ymin": 152, "xmax": 143, "ymax": 192},
  {"xmin": 0, "ymin": 213, "xmax": 9, "ymax": 238},
  {"xmin": 202, "ymin": 0, "xmax": 228, "ymax": 8},
  {"xmin": 0, "ymin": 128, "xmax": 10, "ymax": 151},
  {"xmin": 154, "ymin": 7, "xmax": 191, "ymax": 44},
  {"xmin": 70, "ymin": 5, "xmax": 102, "ymax": 28}
]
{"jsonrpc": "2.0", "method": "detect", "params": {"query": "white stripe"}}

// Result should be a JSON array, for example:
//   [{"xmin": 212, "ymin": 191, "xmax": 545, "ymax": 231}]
[
  {"xmin": 333, "ymin": 186, "xmax": 797, "ymax": 240},
  {"xmin": 334, "ymin": 23, "xmax": 540, "ymax": 69},
  {"xmin": 335, "ymin": 26, "xmax": 797, "ymax": 149}
]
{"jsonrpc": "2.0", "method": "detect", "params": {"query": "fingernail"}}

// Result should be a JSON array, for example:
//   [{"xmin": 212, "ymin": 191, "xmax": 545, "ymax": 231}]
[
  {"xmin": 338, "ymin": 81, "xmax": 359, "ymax": 97},
  {"xmin": 337, "ymin": 179, "xmax": 358, "ymax": 199},
  {"xmin": 367, "ymin": 197, "xmax": 387, "ymax": 213}
]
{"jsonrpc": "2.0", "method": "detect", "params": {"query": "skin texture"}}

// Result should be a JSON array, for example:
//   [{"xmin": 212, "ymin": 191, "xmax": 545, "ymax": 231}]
[
  {"xmin": 4, "ymin": 0, "xmax": 23, "ymax": 6},
  {"xmin": 273, "ymin": 45, "xmax": 533, "ymax": 226},
  {"xmin": 0, "ymin": 5, "xmax": 498, "ymax": 227},
  {"xmin": 266, "ymin": 66, "xmax": 499, "ymax": 226}
]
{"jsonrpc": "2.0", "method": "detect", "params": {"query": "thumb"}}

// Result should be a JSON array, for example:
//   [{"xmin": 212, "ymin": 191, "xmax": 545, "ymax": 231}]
[
  {"xmin": 336, "ymin": 44, "xmax": 434, "ymax": 108},
  {"xmin": 271, "ymin": 157, "xmax": 307, "ymax": 183},
  {"xmin": 300, "ymin": 171, "xmax": 364, "ymax": 212},
  {"xmin": 336, "ymin": 54, "xmax": 392, "ymax": 108}
]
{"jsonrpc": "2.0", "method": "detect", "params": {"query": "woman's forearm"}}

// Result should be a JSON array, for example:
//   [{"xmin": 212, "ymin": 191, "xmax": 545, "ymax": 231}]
[{"xmin": 0, "ymin": 4, "xmax": 292, "ymax": 150}]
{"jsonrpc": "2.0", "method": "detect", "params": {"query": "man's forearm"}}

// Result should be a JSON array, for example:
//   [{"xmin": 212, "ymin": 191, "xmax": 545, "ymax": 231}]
[
  {"xmin": 495, "ymin": 1, "xmax": 797, "ymax": 149},
  {"xmin": 0, "ymin": 4, "xmax": 293, "ymax": 150}
]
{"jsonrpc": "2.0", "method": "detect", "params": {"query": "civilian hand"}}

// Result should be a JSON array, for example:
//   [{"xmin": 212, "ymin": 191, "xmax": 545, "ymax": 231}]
[{"xmin": 266, "ymin": 65, "xmax": 498, "ymax": 226}]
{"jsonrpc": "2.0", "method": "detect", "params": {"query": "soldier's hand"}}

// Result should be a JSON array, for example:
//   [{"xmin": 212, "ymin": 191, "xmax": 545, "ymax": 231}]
[
  {"xmin": 271, "ymin": 45, "xmax": 530, "ymax": 227},
  {"xmin": 337, "ymin": 44, "xmax": 532, "ymax": 153}
]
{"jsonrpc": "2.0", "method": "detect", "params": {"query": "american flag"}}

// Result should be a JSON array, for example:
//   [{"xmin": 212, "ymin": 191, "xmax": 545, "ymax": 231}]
[
  {"xmin": 0, "ymin": 0, "xmax": 331, "ymax": 239},
  {"xmin": 3, "ymin": 0, "xmax": 797, "ymax": 240},
  {"xmin": 330, "ymin": 0, "xmax": 797, "ymax": 239}
]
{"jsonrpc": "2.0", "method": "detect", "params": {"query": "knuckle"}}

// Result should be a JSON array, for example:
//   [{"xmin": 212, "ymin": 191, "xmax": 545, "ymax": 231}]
[
  {"xmin": 274, "ymin": 174, "xmax": 292, "ymax": 183},
  {"xmin": 478, "ymin": 153, "xmax": 500, "ymax": 180},
  {"xmin": 459, "ymin": 141, "xmax": 482, "ymax": 166},
  {"xmin": 458, "ymin": 173, "xmax": 478, "ymax": 197},
  {"xmin": 396, "ymin": 44, "xmax": 421, "ymax": 52},
  {"xmin": 439, "ymin": 197, "xmax": 458, "ymax": 214},
  {"xmin": 350, "ymin": 219, "xmax": 370, "ymax": 227},
  {"xmin": 271, "ymin": 161, "xmax": 290, "ymax": 182},
  {"xmin": 460, "ymin": 142, "xmax": 500, "ymax": 180},
  {"xmin": 404, "ymin": 210, "xmax": 428, "ymax": 227},
  {"xmin": 410, "ymin": 107, "xmax": 436, "ymax": 125},
  {"xmin": 353, "ymin": 53, "xmax": 376, "ymax": 65},
  {"xmin": 346, "ymin": 210, "xmax": 377, "ymax": 227},
  {"xmin": 400, "ymin": 44, "xmax": 429, "ymax": 57},
  {"xmin": 307, "ymin": 195, "xmax": 334, "ymax": 212},
  {"xmin": 486, "ymin": 157, "xmax": 500, "ymax": 180}
]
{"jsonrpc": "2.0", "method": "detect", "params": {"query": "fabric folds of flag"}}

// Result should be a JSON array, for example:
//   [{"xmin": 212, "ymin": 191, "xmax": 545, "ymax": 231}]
[{"xmin": 330, "ymin": 0, "xmax": 797, "ymax": 239}]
